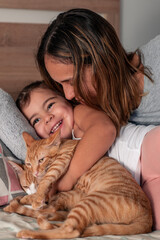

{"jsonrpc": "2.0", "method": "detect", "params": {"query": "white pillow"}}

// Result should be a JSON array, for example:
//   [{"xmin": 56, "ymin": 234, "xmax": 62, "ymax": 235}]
[{"xmin": 0, "ymin": 88, "xmax": 39, "ymax": 161}]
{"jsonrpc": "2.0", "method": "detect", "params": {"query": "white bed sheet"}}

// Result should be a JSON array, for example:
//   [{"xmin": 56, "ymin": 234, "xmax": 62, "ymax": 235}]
[{"xmin": 1, "ymin": 208, "xmax": 160, "ymax": 240}]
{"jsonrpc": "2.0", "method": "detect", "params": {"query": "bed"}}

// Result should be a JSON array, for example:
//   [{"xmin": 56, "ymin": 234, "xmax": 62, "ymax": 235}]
[{"xmin": 1, "ymin": 0, "xmax": 160, "ymax": 239}]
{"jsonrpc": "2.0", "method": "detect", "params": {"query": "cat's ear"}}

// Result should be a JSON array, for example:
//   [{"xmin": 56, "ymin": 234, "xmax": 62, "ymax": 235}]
[
  {"xmin": 47, "ymin": 129, "xmax": 61, "ymax": 147},
  {"xmin": 8, "ymin": 161, "xmax": 24, "ymax": 176},
  {"xmin": 22, "ymin": 132, "xmax": 35, "ymax": 148}
]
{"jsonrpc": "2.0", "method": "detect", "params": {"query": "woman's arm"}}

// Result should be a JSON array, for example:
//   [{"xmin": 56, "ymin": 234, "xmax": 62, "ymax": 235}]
[{"xmin": 56, "ymin": 104, "xmax": 116, "ymax": 192}]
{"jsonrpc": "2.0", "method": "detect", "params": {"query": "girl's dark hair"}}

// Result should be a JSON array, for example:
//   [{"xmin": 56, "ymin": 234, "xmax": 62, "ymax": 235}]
[
  {"xmin": 36, "ymin": 8, "xmax": 152, "ymax": 134},
  {"xmin": 16, "ymin": 80, "xmax": 58, "ymax": 110}
]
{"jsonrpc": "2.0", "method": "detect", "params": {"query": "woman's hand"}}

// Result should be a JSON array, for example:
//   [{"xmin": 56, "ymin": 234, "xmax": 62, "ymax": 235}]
[{"xmin": 56, "ymin": 172, "xmax": 76, "ymax": 192}]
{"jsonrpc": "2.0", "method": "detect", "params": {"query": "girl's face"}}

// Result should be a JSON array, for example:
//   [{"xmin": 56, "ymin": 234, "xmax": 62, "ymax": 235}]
[
  {"xmin": 22, "ymin": 88, "xmax": 74, "ymax": 139},
  {"xmin": 44, "ymin": 54, "xmax": 96, "ymax": 101}
]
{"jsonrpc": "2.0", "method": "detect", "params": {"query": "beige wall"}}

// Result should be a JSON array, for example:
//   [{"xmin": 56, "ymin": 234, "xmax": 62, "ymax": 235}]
[
  {"xmin": 0, "ymin": 0, "xmax": 120, "ymax": 98},
  {"xmin": 0, "ymin": 8, "xmax": 59, "ymax": 24},
  {"xmin": 0, "ymin": 0, "xmax": 160, "ymax": 54}
]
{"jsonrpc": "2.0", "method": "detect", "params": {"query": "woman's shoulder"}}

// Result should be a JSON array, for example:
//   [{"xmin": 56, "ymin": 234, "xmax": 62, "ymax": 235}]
[
  {"xmin": 74, "ymin": 104, "xmax": 116, "ymax": 135},
  {"xmin": 74, "ymin": 105, "xmax": 97, "ymax": 125},
  {"xmin": 74, "ymin": 104, "xmax": 111, "ymax": 120}
]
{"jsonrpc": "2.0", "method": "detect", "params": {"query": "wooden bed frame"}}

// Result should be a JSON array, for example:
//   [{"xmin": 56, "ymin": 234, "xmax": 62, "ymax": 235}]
[{"xmin": 0, "ymin": 0, "xmax": 120, "ymax": 100}]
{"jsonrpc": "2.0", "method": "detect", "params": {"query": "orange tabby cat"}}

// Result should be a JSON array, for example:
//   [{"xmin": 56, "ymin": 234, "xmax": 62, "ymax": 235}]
[
  {"xmin": 4, "ymin": 130, "xmax": 152, "ymax": 239},
  {"xmin": 19, "ymin": 130, "xmax": 78, "ymax": 210}
]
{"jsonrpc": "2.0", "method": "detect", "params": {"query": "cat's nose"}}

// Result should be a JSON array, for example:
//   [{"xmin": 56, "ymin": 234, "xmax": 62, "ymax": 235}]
[{"xmin": 33, "ymin": 171, "xmax": 38, "ymax": 177}]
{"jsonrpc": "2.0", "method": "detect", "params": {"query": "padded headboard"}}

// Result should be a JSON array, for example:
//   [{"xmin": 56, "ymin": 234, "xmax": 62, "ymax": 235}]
[{"xmin": 0, "ymin": 0, "xmax": 120, "ymax": 100}]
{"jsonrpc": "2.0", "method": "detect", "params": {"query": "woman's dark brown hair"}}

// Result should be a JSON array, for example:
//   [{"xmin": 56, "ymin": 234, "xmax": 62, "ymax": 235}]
[{"xmin": 36, "ymin": 8, "xmax": 152, "ymax": 134}]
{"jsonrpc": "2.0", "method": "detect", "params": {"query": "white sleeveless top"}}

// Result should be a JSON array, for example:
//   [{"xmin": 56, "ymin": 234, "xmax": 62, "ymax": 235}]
[{"xmin": 108, "ymin": 123, "xmax": 155, "ymax": 184}]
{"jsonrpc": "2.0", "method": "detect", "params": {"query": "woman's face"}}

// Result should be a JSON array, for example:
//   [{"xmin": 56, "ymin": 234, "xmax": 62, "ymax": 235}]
[{"xmin": 44, "ymin": 54, "xmax": 96, "ymax": 101}]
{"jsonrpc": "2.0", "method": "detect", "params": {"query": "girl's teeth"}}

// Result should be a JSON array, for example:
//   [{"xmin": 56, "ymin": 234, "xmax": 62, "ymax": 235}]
[{"xmin": 51, "ymin": 120, "xmax": 62, "ymax": 133}]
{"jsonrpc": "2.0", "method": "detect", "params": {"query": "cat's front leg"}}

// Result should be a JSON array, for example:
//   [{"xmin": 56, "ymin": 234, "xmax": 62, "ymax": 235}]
[
  {"xmin": 20, "ymin": 193, "xmax": 37, "ymax": 205},
  {"xmin": 31, "ymin": 179, "xmax": 53, "ymax": 209},
  {"xmin": 31, "ymin": 186, "xmax": 49, "ymax": 209},
  {"xmin": 3, "ymin": 198, "xmax": 20, "ymax": 213}
]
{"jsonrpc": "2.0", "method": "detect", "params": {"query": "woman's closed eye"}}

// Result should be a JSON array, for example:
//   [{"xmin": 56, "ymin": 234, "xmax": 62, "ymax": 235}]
[{"xmin": 62, "ymin": 79, "xmax": 73, "ymax": 86}]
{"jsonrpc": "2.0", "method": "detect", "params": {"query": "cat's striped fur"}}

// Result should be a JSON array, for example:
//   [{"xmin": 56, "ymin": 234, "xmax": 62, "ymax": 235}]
[{"xmin": 4, "ymin": 130, "xmax": 152, "ymax": 239}]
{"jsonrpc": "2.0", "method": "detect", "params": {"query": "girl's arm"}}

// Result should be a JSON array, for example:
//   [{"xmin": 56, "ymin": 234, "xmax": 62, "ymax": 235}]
[{"xmin": 56, "ymin": 104, "xmax": 116, "ymax": 192}]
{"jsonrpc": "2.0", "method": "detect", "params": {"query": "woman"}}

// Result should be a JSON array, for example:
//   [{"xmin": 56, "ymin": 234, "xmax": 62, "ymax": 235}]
[{"xmin": 36, "ymin": 8, "xmax": 160, "ymax": 230}]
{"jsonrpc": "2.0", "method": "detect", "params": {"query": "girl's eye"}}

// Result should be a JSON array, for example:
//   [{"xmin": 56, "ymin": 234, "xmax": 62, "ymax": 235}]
[
  {"xmin": 47, "ymin": 102, "xmax": 54, "ymax": 110},
  {"xmin": 32, "ymin": 118, "xmax": 40, "ymax": 126}
]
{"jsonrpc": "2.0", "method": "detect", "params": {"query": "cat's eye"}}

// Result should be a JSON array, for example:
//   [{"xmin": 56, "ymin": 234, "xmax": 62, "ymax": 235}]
[
  {"xmin": 39, "ymin": 158, "xmax": 44, "ymax": 163},
  {"xmin": 26, "ymin": 162, "xmax": 31, "ymax": 167}
]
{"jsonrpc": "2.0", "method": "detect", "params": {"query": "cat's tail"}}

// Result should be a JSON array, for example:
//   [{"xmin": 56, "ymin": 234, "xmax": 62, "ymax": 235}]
[{"xmin": 82, "ymin": 219, "xmax": 152, "ymax": 237}]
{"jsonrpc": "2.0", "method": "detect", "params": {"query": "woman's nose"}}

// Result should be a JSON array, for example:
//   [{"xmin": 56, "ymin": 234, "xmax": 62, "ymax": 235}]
[{"xmin": 63, "ymin": 85, "xmax": 75, "ymax": 100}]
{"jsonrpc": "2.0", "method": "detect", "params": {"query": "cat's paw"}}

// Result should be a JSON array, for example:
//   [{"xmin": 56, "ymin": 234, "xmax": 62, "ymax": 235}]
[
  {"xmin": 3, "ymin": 205, "xmax": 13, "ymax": 213},
  {"xmin": 3, "ymin": 199, "xmax": 19, "ymax": 213},
  {"xmin": 16, "ymin": 229, "xmax": 35, "ymax": 238},
  {"xmin": 37, "ymin": 216, "xmax": 54, "ymax": 229}
]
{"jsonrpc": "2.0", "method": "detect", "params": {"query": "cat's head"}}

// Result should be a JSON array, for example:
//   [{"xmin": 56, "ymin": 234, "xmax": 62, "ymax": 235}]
[
  {"xmin": 9, "ymin": 161, "xmax": 37, "ymax": 195},
  {"xmin": 22, "ymin": 129, "xmax": 61, "ymax": 178}
]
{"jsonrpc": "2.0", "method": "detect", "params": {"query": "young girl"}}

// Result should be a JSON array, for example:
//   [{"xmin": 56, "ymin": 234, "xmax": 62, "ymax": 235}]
[{"xmin": 17, "ymin": 81, "xmax": 159, "ymax": 230}]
